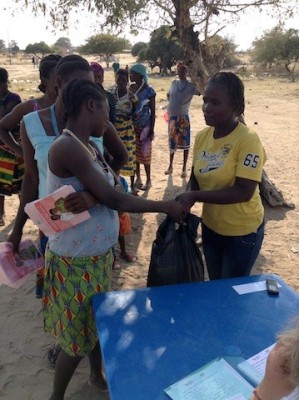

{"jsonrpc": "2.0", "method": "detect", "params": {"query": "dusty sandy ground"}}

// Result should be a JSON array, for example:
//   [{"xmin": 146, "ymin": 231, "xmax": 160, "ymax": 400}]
[{"xmin": 0, "ymin": 55, "xmax": 298, "ymax": 399}]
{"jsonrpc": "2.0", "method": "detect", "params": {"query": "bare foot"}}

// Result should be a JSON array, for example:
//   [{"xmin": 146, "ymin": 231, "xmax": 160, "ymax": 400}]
[{"xmin": 88, "ymin": 375, "xmax": 108, "ymax": 392}]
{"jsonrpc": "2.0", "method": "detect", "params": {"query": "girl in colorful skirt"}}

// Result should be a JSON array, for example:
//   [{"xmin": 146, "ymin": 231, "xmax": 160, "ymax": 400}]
[
  {"xmin": 165, "ymin": 63, "xmax": 200, "ymax": 178},
  {"xmin": 0, "ymin": 68, "xmax": 21, "ymax": 226},
  {"xmin": 44, "ymin": 78, "xmax": 187, "ymax": 399}
]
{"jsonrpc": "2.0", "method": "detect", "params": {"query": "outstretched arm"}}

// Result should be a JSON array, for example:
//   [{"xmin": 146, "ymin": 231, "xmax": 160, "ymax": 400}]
[
  {"xmin": 185, "ymin": 168, "xmax": 200, "ymax": 192},
  {"xmin": 177, "ymin": 175, "xmax": 258, "ymax": 210},
  {"xmin": 0, "ymin": 102, "xmax": 33, "ymax": 157},
  {"xmin": 50, "ymin": 136, "xmax": 187, "ymax": 222}
]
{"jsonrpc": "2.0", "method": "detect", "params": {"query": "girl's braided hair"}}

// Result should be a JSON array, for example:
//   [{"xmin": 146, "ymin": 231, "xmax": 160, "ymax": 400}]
[{"xmin": 209, "ymin": 72, "xmax": 245, "ymax": 116}]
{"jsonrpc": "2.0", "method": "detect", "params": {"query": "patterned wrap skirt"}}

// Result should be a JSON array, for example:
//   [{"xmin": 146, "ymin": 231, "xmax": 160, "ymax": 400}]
[
  {"xmin": 168, "ymin": 115, "xmax": 191, "ymax": 154},
  {"xmin": 0, "ymin": 146, "xmax": 24, "ymax": 195},
  {"xmin": 115, "ymin": 118, "xmax": 136, "ymax": 177},
  {"xmin": 135, "ymin": 125, "xmax": 152, "ymax": 165},
  {"xmin": 42, "ymin": 248, "xmax": 113, "ymax": 357}
]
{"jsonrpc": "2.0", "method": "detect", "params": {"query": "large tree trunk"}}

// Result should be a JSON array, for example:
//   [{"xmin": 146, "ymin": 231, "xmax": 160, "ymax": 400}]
[
  {"xmin": 173, "ymin": 0, "xmax": 209, "ymax": 93},
  {"xmin": 260, "ymin": 171, "xmax": 294, "ymax": 208},
  {"xmin": 173, "ymin": 1, "xmax": 294, "ymax": 209}
]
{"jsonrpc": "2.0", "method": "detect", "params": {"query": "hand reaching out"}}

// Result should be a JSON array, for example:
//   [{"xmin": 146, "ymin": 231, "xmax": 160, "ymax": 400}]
[
  {"xmin": 164, "ymin": 200, "xmax": 188, "ymax": 223},
  {"xmin": 175, "ymin": 191, "xmax": 196, "ymax": 211}
]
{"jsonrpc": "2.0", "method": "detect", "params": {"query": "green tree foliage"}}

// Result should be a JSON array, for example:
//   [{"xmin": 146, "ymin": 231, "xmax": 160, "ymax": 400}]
[
  {"xmin": 11, "ymin": 44, "xmax": 20, "ymax": 54},
  {"xmin": 53, "ymin": 37, "xmax": 72, "ymax": 54},
  {"xmin": 25, "ymin": 41, "xmax": 52, "ymax": 57},
  {"xmin": 9, "ymin": 40, "xmax": 20, "ymax": 54},
  {"xmin": 251, "ymin": 26, "xmax": 299, "ymax": 81},
  {"xmin": 18, "ymin": 0, "xmax": 298, "ymax": 91},
  {"xmin": 131, "ymin": 42, "xmax": 147, "ymax": 57},
  {"xmin": 137, "ymin": 25, "xmax": 181, "ymax": 75},
  {"xmin": 79, "ymin": 34, "xmax": 130, "ymax": 67},
  {"xmin": 206, "ymin": 35, "xmax": 239, "ymax": 69}
]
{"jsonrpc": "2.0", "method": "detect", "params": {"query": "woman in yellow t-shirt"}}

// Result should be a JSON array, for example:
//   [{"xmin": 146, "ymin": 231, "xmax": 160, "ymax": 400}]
[{"xmin": 177, "ymin": 72, "xmax": 266, "ymax": 279}]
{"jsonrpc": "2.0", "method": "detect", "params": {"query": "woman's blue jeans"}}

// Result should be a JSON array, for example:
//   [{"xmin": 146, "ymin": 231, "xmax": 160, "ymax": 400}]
[{"xmin": 202, "ymin": 221, "xmax": 265, "ymax": 280}]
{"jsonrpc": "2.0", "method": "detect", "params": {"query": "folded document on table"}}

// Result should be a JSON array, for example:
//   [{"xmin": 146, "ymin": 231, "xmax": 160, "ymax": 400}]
[
  {"xmin": 164, "ymin": 358, "xmax": 253, "ymax": 400},
  {"xmin": 165, "ymin": 346, "xmax": 299, "ymax": 400}
]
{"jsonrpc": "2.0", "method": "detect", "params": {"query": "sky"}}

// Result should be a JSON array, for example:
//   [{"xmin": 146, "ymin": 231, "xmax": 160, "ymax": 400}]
[{"xmin": 0, "ymin": 1, "xmax": 298, "ymax": 52}]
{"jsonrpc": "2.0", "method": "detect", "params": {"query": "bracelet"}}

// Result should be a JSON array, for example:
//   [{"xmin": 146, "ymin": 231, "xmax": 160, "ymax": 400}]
[{"xmin": 253, "ymin": 388, "xmax": 263, "ymax": 400}]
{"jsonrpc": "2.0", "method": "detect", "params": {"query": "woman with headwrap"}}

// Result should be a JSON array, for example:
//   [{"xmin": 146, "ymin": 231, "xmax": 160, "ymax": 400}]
[
  {"xmin": 129, "ymin": 64, "xmax": 156, "ymax": 191},
  {"xmin": 165, "ymin": 63, "xmax": 200, "ymax": 178}
]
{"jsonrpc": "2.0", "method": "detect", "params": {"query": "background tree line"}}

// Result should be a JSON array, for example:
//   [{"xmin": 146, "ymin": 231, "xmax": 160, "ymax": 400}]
[{"xmin": 1, "ymin": 25, "xmax": 298, "ymax": 83}]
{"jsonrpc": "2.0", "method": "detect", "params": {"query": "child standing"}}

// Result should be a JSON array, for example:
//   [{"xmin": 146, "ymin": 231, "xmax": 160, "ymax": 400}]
[{"xmin": 44, "ymin": 78, "xmax": 187, "ymax": 399}]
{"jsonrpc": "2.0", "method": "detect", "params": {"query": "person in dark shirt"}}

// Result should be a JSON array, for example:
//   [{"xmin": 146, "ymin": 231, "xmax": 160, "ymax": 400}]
[
  {"xmin": 0, "ymin": 68, "xmax": 22, "ymax": 226},
  {"xmin": 90, "ymin": 61, "xmax": 117, "ymax": 124}
]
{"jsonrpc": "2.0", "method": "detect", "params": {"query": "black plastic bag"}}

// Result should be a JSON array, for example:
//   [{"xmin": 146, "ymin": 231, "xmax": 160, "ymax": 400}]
[{"xmin": 147, "ymin": 213, "xmax": 204, "ymax": 287}]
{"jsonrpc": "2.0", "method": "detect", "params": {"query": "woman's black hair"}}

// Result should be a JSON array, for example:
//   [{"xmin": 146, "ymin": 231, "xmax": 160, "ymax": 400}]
[
  {"xmin": 38, "ymin": 54, "xmax": 62, "ymax": 93},
  {"xmin": 209, "ymin": 72, "xmax": 245, "ymax": 116},
  {"xmin": 116, "ymin": 68, "xmax": 129, "ymax": 79},
  {"xmin": 0, "ymin": 68, "xmax": 8, "ymax": 84},
  {"xmin": 62, "ymin": 78, "xmax": 107, "ymax": 119},
  {"xmin": 56, "ymin": 55, "xmax": 92, "ymax": 82}
]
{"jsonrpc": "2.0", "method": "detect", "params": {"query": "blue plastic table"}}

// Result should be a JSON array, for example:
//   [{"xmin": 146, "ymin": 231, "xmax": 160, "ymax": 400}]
[{"xmin": 92, "ymin": 274, "xmax": 299, "ymax": 400}]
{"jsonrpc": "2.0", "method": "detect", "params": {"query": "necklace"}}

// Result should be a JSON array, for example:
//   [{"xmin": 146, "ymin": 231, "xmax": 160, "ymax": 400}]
[
  {"xmin": 63, "ymin": 129, "xmax": 97, "ymax": 161},
  {"xmin": 116, "ymin": 88, "xmax": 127, "ymax": 101},
  {"xmin": 134, "ymin": 80, "xmax": 145, "ymax": 95},
  {"xmin": 178, "ymin": 80, "xmax": 188, "ymax": 93}
]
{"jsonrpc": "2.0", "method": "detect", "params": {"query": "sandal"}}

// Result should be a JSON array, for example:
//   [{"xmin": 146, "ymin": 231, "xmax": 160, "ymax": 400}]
[
  {"xmin": 134, "ymin": 180, "xmax": 143, "ymax": 189},
  {"xmin": 112, "ymin": 257, "xmax": 121, "ymax": 269},
  {"xmin": 120, "ymin": 252, "xmax": 137, "ymax": 263},
  {"xmin": 141, "ymin": 182, "xmax": 152, "ymax": 191},
  {"xmin": 130, "ymin": 187, "xmax": 139, "ymax": 196},
  {"xmin": 165, "ymin": 167, "xmax": 173, "ymax": 175}
]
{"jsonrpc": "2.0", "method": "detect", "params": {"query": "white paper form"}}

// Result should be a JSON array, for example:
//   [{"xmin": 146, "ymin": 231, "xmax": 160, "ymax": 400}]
[
  {"xmin": 238, "ymin": 344, "xmax": 299, "ymax": 400},
  {"xmin": 164, "ymin": 358, "xmax": 253, "ymax": 400},
  {"xmin": 232, "ymin": 280, "xmax": 281, "ymax": 295}
]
